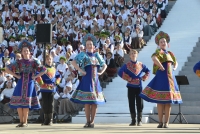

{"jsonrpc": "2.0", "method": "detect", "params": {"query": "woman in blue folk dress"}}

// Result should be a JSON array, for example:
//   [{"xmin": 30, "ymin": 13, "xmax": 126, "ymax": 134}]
[
  {"xmin": 139, "ymin": 31, "xmax": 182, "ymax": 128},
  {"xmin": 71, "ymin": 34, "xmax": 107, "ymax": 128},
  {"xmin": 5, "ymin": 40, "xmax": 46, "ymax": 127}
]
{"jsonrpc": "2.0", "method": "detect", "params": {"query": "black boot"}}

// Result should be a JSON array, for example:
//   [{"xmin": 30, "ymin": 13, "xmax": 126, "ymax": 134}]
[
  {"xmin": 48, "ymin": 113, "xmax": 53, "ymax": 125},
  {"xmin": 129, "ymin": 113, "xmax": 136, "ymax": 126},
  {"xmin": 137, "ymin": 112, "xmax": 142, "ymax": 126},
  {"xmin": 41, "ymin": 114, "xmax": 48, "ymax": 126}
]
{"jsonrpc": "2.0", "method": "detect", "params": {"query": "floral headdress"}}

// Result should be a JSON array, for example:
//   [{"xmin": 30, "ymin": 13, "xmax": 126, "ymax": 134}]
[
  {"xmin": 59, "ymin": 56, "xmax": 67, "ymax": 62},
  {"xmin": 82, "ymin": 33, "xmax": 97, "ymax": 46},
  {"xmin": 115, "ymin": 35, "xmax": 122, "ymax": 40},
  {"xmin": 18, "ymin": 40, "xmax": 33, "ymax": 52},
  {"xmin": 155, "ymin": 31, "xmax": 170, "ymax": 45}
]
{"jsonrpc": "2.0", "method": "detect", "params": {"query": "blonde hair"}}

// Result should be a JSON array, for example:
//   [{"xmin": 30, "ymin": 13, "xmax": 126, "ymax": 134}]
[
  {"xmin": 16, "ymin": 53, "xmax": 21, "ymax": 57},
  {"xmin": 45, "ymin": 54, "xmax": 53, "ymax": 60},
  {"xmin": 129, "ymin": 49, "xmax": 138, "ymax": 55}
]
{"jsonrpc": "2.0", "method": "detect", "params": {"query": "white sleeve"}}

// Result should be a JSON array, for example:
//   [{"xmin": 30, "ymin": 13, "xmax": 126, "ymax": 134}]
[
  {"xmin": 161, "ymin": 3, "xmax": 166, "ymax": 10},
  {"xmin": 0, "ymin": 82, "xmax": 4, "ymax": 89},
  {"xmin": 120, "ymin": 40, "xmax": 124, "ymax": 48},
  {"xmin": 138, "ymin": 31, "xmax": 144, "ymax": 38},
  {"xmin": 128, "ymin": 37, "xmax": 132, "ymax": 45},
  {"xmin": 0, "ymin": 93, "xmax": 4, "ymax": 101},
  {"xmin": 131, "ymin": 32, "xmax": 137, "ymax": 38},
  {"xmin": 12, "ymin": 81, "xmax": 16, "ymax": 88},
  {"xmin": 58, "ymin": 78, "xmax": 66, "ymax": 88},
  {"xmin": 110, "ymin": 45, "xmax": 114, "ymax": 53},
  {"xmin": 119, "ymin": 50, "xmax": 124, "ymax": 57}
]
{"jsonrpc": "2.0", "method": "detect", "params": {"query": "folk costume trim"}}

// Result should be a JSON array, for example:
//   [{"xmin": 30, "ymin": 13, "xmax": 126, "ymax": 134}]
[
  {"xmin": 152, "ymin": 49, "xmax": 176, "ymax": 74},
  {"xmin": 126, "ymin": 61, "xmax": 143, "ymax": 76},
  {"xmin": 71, "ymin": 90, "xmax": 105, "ymax": 102},
  {"xmin": 141, "ymin": 86, "xmax": 182, "ymax": 102},
  {"xmin": 36, "ymin": 66, "xmax": 61, "ymax": 90}
]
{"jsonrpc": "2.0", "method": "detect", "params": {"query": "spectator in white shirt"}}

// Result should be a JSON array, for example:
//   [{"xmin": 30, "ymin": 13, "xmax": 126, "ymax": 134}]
[
  {"xmin": 143, "ymin": 14, "xmax": 157, "ymax": 36},
  {"xmin": 0, "ymin": 74, "xmax": 16, "ymax": 89},
  {"xmin": 18, "ymin": 0, "xmax": 27, "ymax": 12},
  {"xmin": 0, "ymin": 80, "xmax": 14, "ymax": 100},
  {"xmin": 2, "ymin": 5, "xmax": 10, "ymax": 23},
  {"xmin": 131, "ymin": 24, "xmax": 144, "ymax": 49},
  {"xmin": 57, "ymin": 57, "xmax": 68, "ymax": 77},
  {"xmin": 113, "ymin": 42, "xmax": 124, "ymax": 67},
  {"xmin": 113, "ymin": 42, "xmax": 124, "ymax": 58},
  {"xmin": 97, "ymin": 14, "xmax": 105, "ymax": 29},
  {"xmin": 50, "ymin": 0, "xmax": 57, "ymax": 7},
  {"xmin": 0, "ymin": 80, "xmax": 14, "ymax": 114}
]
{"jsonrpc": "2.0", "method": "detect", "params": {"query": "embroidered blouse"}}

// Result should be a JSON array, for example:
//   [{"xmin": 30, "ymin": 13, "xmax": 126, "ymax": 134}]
[
  {"xmin": 152, "ymin": 49, "xmax": 177, "ymax": 74},
  {"xmin": 36, "ymin": 65, "xmax": 61, "ymax": 92},
  {"xmin": 7, "ymin": 59, "xmax": 46, "ymax": 74},
  {"xmin": 118, "ymin": 61, "xmax": 150, "ymax": 89},
  {"xmin": 74, "ymin": 52, "xmax": 105, "ymax": 68}
]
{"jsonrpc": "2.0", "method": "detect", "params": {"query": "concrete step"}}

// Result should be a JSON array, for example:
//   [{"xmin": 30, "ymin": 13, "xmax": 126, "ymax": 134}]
[
  {"xmin": 153, "ymin": 106, "xmax": 200, "ymax": 115},
  {"xmin": 149, "ymin": 115, "xmax": 200, "ymax": 123},
  {"xmin": 185, "ymin": 62, "xmax": 199, "ymax": 66},
  {"xmin": 181, "ymin": 93, "xmax": 200, "ymax": 101},
  {"xmin": 194, "ymin": 42, "xmax": 200, "ymax": 47},
  {"xmin": 180, "ymin": 87, "xmax": 200, "ymax": 93},
  {"xmin": 98, "ymin": 102, "xmax": 156, "ymax": 108},
  {"xmin": 193, "ymin": 48, "xmax": 200, "ymax": 52},
  {"xmin": 191, "ymin": 52, "xmax": 200, "ymax": 57},
  {"xmin": 95, "ymin": 107, "xmax": 153, "ymax": 114},
  {"xmin": 143, "ymin": 36, "xmax": 151, "ymax": 43},
  {"xmin": 179, "ymin": 101, "xmax": 200, "ymax": 106},
  {"xmin": 187, "ymin": 57, "xmax": 199, "ymax": 62},
  {"xmin": 72, "ymin": 114, "xmax": 149, "ymax": 124},
  {"xmin": 179, "ymin": 70, "xmax": 197, "ymax": 75}
]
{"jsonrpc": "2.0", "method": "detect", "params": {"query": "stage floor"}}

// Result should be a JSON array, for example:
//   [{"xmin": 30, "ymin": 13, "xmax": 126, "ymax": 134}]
[{"xmin": 0, "ymin": 124, "xmax": 199, "ymax": 134}]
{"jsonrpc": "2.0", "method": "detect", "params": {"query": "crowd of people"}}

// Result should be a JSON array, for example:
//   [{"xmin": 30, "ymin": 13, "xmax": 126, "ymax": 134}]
[{"xmin": 0, "ymin": 0, "xmax": 169, "ymax": 123}]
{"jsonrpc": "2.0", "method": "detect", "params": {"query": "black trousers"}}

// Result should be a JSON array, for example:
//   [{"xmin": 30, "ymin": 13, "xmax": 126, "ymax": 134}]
[
  {"xmin": 128, "ymin": 87, "xmax": 143, "ymax": 114},
  {"xmin": 41, "ymin": 92, "xmax": 54, "ymax": 114}
]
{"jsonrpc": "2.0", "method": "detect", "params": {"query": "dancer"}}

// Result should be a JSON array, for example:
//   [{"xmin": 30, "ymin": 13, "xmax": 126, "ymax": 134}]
[
  {"xmin": 36, "ymin": 54, "xmax": 61, "ymax": 125},
  {"xmin": 70, "ymin": 33, "xmax": 107, "ymax": 128},
  {"xmin": 5, "ymin": 40, "xmax": 46, "ymax": 127},
  {"xmin": 193, "ymin": 61, "xmax": 200, "ymax": 77},
  {"xmin": 139, "ymin": 31, "xmax": 182, "ymax": 128},
  {"xmin": 118, "ymin": 49, "xmax": 150, "ymax": 126}
]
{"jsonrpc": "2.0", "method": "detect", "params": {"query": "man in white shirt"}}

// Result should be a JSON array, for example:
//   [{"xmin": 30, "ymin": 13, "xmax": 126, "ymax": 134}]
[
  {"xmin": 62, "ymin": 0, "xmax": 72, "ymax": 11},
  {"xmin": 18, "ymin": 0, "xmax": 27, "ymax": 12},
  {"xmin": 50, "ymin": 0, "xmax": 57, "ymax": 7},
  {"xmin": 97, "ymin": 14, "xmax": 105, "ymax": 29},
  {"xmin": 2, "ymin": 5, "xmax": 10, "ymax": 23},
  {"xmin": 57, "ymin": 57, "xmax": 68, "ymax": 77},
  {"xmin": 54, "ymin": 0, "xmax": 62, "ymax": 12}
]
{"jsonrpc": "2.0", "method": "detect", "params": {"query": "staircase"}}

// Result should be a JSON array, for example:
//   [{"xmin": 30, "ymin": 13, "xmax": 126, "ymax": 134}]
[{"xmin": 150, "ymin": 39, "xmax": 200, "ymax": 123}]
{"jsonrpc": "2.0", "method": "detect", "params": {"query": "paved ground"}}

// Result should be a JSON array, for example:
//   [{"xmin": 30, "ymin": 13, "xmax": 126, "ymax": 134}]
[{"xmin": 0, "ymin": 124, "xmax": 199, "ymax": 134}]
